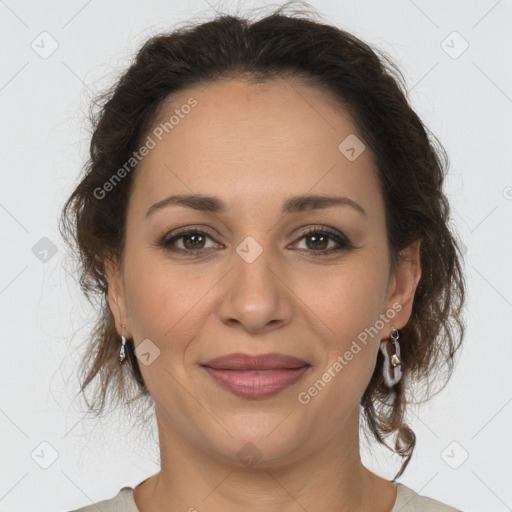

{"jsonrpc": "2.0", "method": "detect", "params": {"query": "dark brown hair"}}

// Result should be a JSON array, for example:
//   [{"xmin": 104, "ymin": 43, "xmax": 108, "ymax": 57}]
[{"xmin": 59, "ymin": 0, "xmax": 466, "ymax": 479}]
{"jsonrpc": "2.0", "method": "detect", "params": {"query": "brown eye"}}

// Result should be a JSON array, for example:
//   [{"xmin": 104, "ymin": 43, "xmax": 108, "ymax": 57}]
[
  {"xmin": 160, "ymin": 229, "xmax": 218, "ymax": 254},
  {"xmin": 158, "ymin": 226, "xmax": 353, "ymax": 256},
  {"xmin": 294, "ymin": 227, "xmax": 353, "ymax": 255},
  {"xmin": 305, "ymin": 233, "xmax": 330, "ymax": 251},
  {"xmin": 181, "ymin": 232, "xmax": 207, "ymax": 250}
]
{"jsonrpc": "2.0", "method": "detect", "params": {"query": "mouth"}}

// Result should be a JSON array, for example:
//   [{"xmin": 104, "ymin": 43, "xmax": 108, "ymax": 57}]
[
  {"xmin": 201, "ymin": 352, "xmax": 310, "ymax": 370},
  {"xmin": 200, "ymin": 352, "xmax": 311, "ymax": 399}
]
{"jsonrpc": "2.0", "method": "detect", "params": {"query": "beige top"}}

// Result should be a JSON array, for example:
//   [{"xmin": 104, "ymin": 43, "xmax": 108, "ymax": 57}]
[{"xmin": 68, "ymin": 482, "xmax": 463, "ymax": 511}]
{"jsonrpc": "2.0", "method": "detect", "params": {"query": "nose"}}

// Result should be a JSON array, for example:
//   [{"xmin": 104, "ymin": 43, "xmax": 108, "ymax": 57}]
[{"xmin": 217, "ymin": 238, "xmax": 294, "ymax": 334}]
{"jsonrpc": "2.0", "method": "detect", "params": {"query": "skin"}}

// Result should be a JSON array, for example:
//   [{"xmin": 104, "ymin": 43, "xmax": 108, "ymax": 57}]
[{"xmin": 105, "ymin": 77, "xmax": 421, "ymax": 512}]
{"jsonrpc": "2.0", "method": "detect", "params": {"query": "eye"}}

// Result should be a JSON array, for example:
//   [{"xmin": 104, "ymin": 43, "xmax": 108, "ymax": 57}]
[
  {"xmin": 157, "ymin": 225, "xmax": 354, "ymax": 256},
  {"xmin": 293, "ymin": 227, "xmax": 354, "ymax": 255},
  {"xmin": 159, "ymin": 228, "xmax": 219, "ymax": 253}
]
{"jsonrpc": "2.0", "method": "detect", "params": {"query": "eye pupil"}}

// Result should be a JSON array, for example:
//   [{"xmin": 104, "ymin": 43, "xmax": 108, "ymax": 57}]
[
  {"xmin": 161, "ymin": 227, "xmax": 348, "ymax": 256},
  {"xmin": 307, "ymin": 234, "xmax": 328, "ymax": 250},
  {"xmin": 184, "ymin": 233, "xmax": 204, "ymax": 249}
]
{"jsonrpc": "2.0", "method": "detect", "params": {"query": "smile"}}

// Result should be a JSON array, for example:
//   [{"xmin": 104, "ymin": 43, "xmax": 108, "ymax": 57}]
[{"xmin": 201, "ymin": 366, "xmax": 311, "ymax": 399}]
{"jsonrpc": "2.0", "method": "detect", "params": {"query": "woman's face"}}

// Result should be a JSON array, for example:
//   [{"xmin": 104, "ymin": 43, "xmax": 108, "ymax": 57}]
[{"xmin": 106, "ymin": 77, "xmax": 420, "ymax": 467}]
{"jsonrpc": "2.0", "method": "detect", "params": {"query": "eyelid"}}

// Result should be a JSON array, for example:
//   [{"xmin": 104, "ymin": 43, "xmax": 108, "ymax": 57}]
[
  {"xmin": 291, "ymin": 226, "xmax": 353, "ymax": 254},
  {"xmin": 160, "ymin": 226, "xmax": 221, "ymax": 250},
  {"xmin": 159, "ymin": 224, "xmax": 353, "ymax": 254}
]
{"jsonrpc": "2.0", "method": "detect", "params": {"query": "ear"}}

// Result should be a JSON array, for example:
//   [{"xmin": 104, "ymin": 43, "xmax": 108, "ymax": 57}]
[
  {"xmin": 383, "ymin": 239, "xmax": 422, "ymax": 335},
  {"xmin": 104, "ymin": 256, "xmax": 131, "ymax": 338}
]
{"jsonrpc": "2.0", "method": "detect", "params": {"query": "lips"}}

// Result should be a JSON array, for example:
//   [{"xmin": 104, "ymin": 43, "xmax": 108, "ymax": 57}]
[
  {"xmin": 200, "ymin": 352, "xmax": 311, "ymax": 399},
  {"xmin": 201, "ymin": 352, "xmax": 309, "ymax": 370}
]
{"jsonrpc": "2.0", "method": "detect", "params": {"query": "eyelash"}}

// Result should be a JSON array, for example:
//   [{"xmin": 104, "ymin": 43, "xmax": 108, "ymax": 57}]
[{"xmin": 158, "ymin": 226, "xmax": 354, "ymax": 257}]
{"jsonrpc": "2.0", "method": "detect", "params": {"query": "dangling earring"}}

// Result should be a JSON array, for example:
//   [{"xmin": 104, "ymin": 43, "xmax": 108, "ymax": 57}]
[
  {"xmin": 379, "ymin": 324, "xmax": 402, "ymax": 388},
  {"xmin": 119, "ymin": 324, "xmax": 127, "ymax": 364}
]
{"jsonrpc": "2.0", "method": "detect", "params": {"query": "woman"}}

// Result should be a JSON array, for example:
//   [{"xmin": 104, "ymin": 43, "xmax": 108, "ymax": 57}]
[{"xmin": 61, "ymin": 2, "xmax": 466, "ymax": 511}]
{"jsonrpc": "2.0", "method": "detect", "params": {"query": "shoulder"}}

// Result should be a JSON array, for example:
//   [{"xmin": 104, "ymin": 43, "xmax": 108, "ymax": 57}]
[
  {"xmin": 67, "ymin": 481, "xmax": 464, "ymax": 512},
  {"xmin": 68, "ymin": 487, "xmax": 138, "ymax": 512},
  {"xmin": 392, "ymin": 483, "xmax": 463, "ymax": 512}
]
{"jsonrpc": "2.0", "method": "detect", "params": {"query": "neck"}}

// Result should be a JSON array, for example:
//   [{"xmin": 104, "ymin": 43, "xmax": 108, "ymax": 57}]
[{"xmin": 133, "ymin": 405, "xmax": 396, "ymax": 512}]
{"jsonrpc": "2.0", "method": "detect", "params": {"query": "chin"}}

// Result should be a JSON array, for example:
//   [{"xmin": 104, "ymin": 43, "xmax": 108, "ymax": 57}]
[{"xmin": 201, "ymin": 416, "xmax": 307, "ymax": 469}]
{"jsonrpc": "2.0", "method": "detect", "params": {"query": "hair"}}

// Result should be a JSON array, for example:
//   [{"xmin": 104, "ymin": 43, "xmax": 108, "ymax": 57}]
[{"xmin": 59, "ymin": 0, "xmax": 466, "ymax": 480}]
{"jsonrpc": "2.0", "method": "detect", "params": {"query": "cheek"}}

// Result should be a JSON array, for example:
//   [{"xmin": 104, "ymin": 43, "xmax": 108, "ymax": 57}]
[
  {"xmin": 295, "ymin": 272, "xmax": 388, "ymax": 432},
  {"xmin": 298, "ymin": 257, "xmax": 389, "ymax": 396},
  {"xmin": 340, "ymin": 266, "xmax": 387, "ymax": 335},
  {"xmin": 122, "ymin": 255, "xmax": 212, "ymax": 401},
  {"xmin": 123, "ymin": 252, "xmax": 217, "ymax": 349},
  {"xmin": 296, "ymin": 257, "xmax": 388, "ymax": 345}
]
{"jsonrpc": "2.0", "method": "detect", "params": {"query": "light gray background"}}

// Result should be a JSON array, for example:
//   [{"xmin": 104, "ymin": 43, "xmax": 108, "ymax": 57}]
[{"xmin": 1, "ymin": 1, "xmax": 511, "ymax": 511}]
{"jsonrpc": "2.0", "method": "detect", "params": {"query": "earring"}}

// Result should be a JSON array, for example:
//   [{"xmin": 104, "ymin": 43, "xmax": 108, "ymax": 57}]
[
  {"xmin": 379, "ymin": 324, "xmax": 402, "ymax": 388},
  {"xmin": 119, "ymin": 324, "xmax": 127, "ymax": 364}
]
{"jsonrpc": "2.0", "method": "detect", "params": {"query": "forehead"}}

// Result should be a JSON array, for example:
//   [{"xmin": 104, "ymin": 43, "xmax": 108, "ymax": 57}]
[{"xmin": 129, "ymin": 77, "xmax": 382, "ymax": 218}]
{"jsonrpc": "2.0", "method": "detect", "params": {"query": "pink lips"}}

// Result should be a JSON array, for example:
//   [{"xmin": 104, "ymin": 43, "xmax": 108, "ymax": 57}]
[{"xmin": 201, "ymin": 352, "xmax": 311, "ymax": 399}]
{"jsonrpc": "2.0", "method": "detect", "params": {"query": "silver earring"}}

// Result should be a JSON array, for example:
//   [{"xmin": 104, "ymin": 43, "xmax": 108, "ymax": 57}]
[
  {"xmin": 379, "ymin": 324, "xmax": 402, "ymax": 388},
  {"xmin": 119, "ymin": 324, "xmax": 127, "ymax": 364}
]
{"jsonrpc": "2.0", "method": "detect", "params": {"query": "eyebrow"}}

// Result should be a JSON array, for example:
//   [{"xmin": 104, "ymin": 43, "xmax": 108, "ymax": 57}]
[{"xmin": 145, "ymin": 193, "xmax": 367, "ymax": 218}]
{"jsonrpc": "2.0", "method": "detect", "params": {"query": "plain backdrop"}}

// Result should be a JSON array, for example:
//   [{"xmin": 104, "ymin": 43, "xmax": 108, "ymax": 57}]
[{"xmin": 1, "ymin": 1, "xmax": 511, "ymax": 511}]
